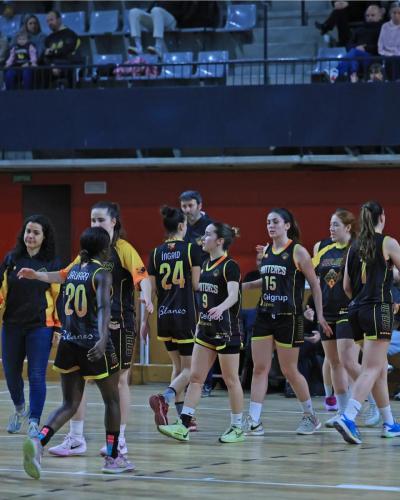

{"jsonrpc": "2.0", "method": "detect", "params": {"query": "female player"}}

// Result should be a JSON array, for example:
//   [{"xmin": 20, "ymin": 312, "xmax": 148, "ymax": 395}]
[
  {"xmin": 0, "ymin": 215, "xmax": 60, "ymax": 438},
  {"xmin": 334, "ymin": 201, "xmax": 400, "ymax": 444},
  {"xmin": 21, "ymin": 227, "xmax": 134, "ymax": 478},
  {"xmin": 42, "ymin": 202, "xmax": 153, "ymax": 457},
  {"xmin": 158, "ymin": 222, "xmax": 245, "ymax": 443},
  {"xmin": 145, "ymin": 206, "xmax": 201, "ymax": 427},
  {"xmin": 243, "ymin": 208, "xmax": 332, "ymax": 435}
]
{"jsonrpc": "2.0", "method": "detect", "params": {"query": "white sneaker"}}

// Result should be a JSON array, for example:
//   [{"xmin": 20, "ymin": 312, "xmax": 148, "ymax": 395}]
[
  {"xmin": 48, "ymin": 433, "xmax": 87, "ymax": 456},
  {"xmin": 359, "ymin": 403, "xmax": 380, "ymax": 427},
  {"xmin": 100, "ymin": 437, "xmax": 128, "ymax": 457},
  {"xmin": 325, "ymin": 412, "xmax": 343, "ymax": 428},
  {"xmin": 243, "ymin": 415, "xmax": 265, "ymax": 436}
]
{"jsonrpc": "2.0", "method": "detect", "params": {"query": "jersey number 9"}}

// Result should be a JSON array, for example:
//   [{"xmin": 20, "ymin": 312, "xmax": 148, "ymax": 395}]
[{"xmin": 160, "ymin": 261, "xmax": 185, "ymax": 290}]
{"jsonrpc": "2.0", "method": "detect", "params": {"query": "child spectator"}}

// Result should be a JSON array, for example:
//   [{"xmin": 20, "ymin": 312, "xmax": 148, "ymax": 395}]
[
  {"xmin": 5, "ymin": 30, "xmax": 37, "ymax": 90},
  {"xmin": 368, "ymin": 62, "xmax": 385, "ymax": 81}
]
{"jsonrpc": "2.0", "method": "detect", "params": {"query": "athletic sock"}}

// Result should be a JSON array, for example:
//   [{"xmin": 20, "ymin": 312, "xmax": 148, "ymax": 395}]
[
  {"xmin": 38, "ymin": 425, "xmax": 55, "ymax": 446},
  {"xmin": 324, "ymin": 384, "xmax": 333, "ymax": 398},
  {"xmin": 162, "ymin": 387, "xmax": 176, "ymax": 405},
  {"xmin": 119, "ymin": 424, "xmax": 126, "ymax": 441},
  {"xmin": 175, "ymin": 401, "xmax": 184, "ymax": 416},
  {"xmin": 231, "ymin": 413, "xmax": 243, "ymax": 427},
  {"xmin": 70, "ymin": 419, "xmax": 84, "ymax": 439},
  {"xmin": 300, "ymin": 399, "xmax": 314, "ymax": 415},
  {"xmin": 343, "ymin": 398, "xmax": 362, "ymax": 421},
  {"xmin": 106, "ymin": 431, "xmax": 120, "ymax": 459},
  {"xmin": 367, "ymin": 393, "xmax": 376, "ymax": 405},
  {"xmin": 336, "ymin": 391, "xmax": 350, "ymax": 412},
  {"xmin": 249, "ymin": 401, "xmax": 262, "ymax": 423},
  {"xmin": 379, "ymin": 405, "xmax": 395, "ymax": 425}
]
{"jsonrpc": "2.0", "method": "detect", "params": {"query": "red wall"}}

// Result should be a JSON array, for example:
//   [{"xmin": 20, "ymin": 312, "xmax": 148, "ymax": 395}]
[{"xmin": 1, "ymin": 168, "xmax": 399, "ymax": 275}]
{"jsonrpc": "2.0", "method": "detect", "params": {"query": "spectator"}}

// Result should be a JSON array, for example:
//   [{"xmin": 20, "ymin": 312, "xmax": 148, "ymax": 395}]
[
  {"xmin": 336, "ymin": 4, "xmax": 384, "ymax": 82},
  {"xmin": 128, "ymin": 2, "xmax": 185, "ymax": 58},
  {"xmin": 5, "ymin": 30, "xmax": 37, "ymax": 90},
  {"xmin": 378, "ymin": 1, "xmax": 400, "ymax": 80},
  {"xmin": 0, "ymin": 3, "xmax": 19, "ymax": 41},
  {"xmin": 43, "ymin": 10, "xmax": 80, "ymax": 86},
  {"xmin": 0, "ymin": 29, "xmax": 8, "ymax": 66},
  {"xmin": 368, "ymin": 61, "xmax": 385, "ymax": 81},
  {"xmin": 20, "ymin": 15, "xmax": 46, "ymax": 61}
]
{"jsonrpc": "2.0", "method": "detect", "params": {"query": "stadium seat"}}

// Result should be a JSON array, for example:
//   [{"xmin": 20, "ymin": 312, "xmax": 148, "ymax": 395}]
[
  {"xmin": 61, "ymin": 11, "xmax": 86, "ymax": 35},
  {"xmin": 217, "ymin": 4, "xmax": 257, "ymax": 32},
  {"xmin": 314, "ymin": 47, "xmax": 347, "ymax": 74},
  {"xmin": 194, "ymin": 51, "xmax": 229, "ymax": 79},
  {"xmin": 159, "ymin": 52, "xmax": 193, "ymax": 79},
  {"xmin": 93, "ymin": 54, "xmax": 123, "ymax": 66},
  {"xmin": 89, "ymin": 10, "xmax": 119, "ymax": 35},
  {"xmin": 0, "ymin": 14, "xmax": 21, "ymax": 39}
]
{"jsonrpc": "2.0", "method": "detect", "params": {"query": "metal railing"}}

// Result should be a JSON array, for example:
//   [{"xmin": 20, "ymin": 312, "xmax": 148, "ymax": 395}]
[{"xmin": 0, "ymin": 56, "xmax": 397, "ymax": 90}]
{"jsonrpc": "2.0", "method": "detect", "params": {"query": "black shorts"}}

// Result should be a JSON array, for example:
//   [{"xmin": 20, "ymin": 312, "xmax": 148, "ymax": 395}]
[
  {"xmin": 320, "ymin": 313, "xmax": 355, "ymax": 342},
  {"xmin": 348, "ymin": 303, "xmax": 393, "ymax": 342},
  {"xmin": 195, "ymin": 327, "xmax": 241, "ymax": 354},
  {"xmin": 110, "ymin": 327, "xmax": 135, "ymax": 370},
  {"xmin": 53, "ymin": 340, "xmax": 120, "ymax": 380},
  {"xmin": 252, "ymin": 312, "xmax": 304, "ymax": 348},
  {"xmin": 164, "ymin": 339, "xmax": 194, "ymax": 356}
]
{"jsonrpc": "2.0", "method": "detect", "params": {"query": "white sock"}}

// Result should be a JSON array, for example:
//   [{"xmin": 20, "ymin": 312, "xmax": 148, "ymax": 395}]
[
  {"xmin": 367, "ymin": 393, "xmax": 376, "ymax": 405},
  {"xmin": 134, "ymin": 37, "xmax": 142, "ymax": 52},
  {"xmin": 249, "ymin": 401, "xmax": 262, "ymax": 423},
  {"xmin": 300, "ymin": 399, "xmax": 314, "ymax": 415},
  {"xmin": 155, "ymin": 37, "xmax": 163, "ymax": 51},
  {"xmin": 324, "ymin": 384, "xmax": 333, "ymax": 398},
  {"xmin": 231, "ymin": 413, "xmax": 243, "ymax": 427},
  {"xmin": 70, "ymin": 420, "xmax": 84, "ymax": 439},
  {"xmin": 119, "ymin": 424, "xmax": 126, "ymax": 440},
  {"xmin": 379, "ymin": 405, "xmax": 395, "ymax": 425},
  {"xmin": 336, "ymin": 391, "xmax": 350, "ymax": 412},
  {"xmin": 181, "ymin": 406, "xmax": 195, "ymax": 417},
  {"xmin": 343, "ymin": 398, "xmax": 362, "ymax": 421}
]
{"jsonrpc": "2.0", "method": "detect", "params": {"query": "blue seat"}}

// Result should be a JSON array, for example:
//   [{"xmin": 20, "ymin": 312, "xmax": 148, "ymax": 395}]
[
  {"xmin": 160, "ymin": 52, "xmax": 193, "ymax": 79},
  {"xmin": 89, "ymin": 10, "xmax": 119, "ymax": 35},
  {"xmin": 61, "ymin": 11, "xmax": 86, "ymax": 35},
  {"xmin": 93, "ymin": 54, "xmax": 123, "ymax": 66},
  {"xmin": 217, "ymin": 4, "xmax": 256, "ymax": 32},
  {"xmin": 314, "ymin": 47, "xmax": 347, "ymax": 74},
  {"xmin": 194, "ymin": 51, "xmax": 229, "ymax": 79},
  {"xmin": 35, "ymin": 13, "xmax": 51, "ymax": 36},
  {"xmin": 0, "ymin": 14, "xmax": 21, "ymax": 39}
]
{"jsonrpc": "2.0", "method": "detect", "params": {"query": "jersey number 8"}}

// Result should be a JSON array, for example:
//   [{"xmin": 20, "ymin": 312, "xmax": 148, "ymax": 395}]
[{"xmin": 160, "ymin": 261, "xmax": 185, "ymax": 290}]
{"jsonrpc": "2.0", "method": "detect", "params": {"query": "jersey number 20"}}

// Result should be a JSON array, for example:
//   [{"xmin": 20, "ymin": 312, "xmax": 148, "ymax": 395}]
[{"xmin": 64, "ymin": 283, "xmax": 88, "ymax": 318}]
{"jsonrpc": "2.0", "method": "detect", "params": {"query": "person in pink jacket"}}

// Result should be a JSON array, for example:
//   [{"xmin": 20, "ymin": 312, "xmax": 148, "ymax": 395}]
[
  {"xmin": 378, "ymin": 2, "xmax": 400, "ymax": 80},
  {"xmin": 5, "ymin": 30, "xmax": 37, "ymax": 90}
]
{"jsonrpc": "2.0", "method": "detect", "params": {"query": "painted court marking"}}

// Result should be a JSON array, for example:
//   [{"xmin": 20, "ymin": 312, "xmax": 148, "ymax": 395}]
[{"xmin": 0, "ymin": 467, "xmax": 399, "ymax": 493}]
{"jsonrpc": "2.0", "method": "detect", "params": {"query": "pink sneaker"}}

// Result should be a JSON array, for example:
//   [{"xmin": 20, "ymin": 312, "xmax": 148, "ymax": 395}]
[
  {"xmin": 325, "ymin": 396, "xmax": 338, "ymax": 411},
  {"xmin": 102, "ymin": 453, "xmax": 135, "ymax": 474},
  {"xmin": 149, "ymin": 394, "xmax": 169, "ymax": 426},
  {"xmin": 48, "ymin": 434, "xmax": 87, "ymax": 456}
]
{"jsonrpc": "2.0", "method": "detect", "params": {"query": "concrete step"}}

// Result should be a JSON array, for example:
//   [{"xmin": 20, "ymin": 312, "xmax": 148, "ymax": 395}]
[
  {"xmin": 267, "ymin": 41, "xmax": 317, "ymax": 58},
  {"xmin": 268, "ymin": 0, "xmax": 330, "ymax": 15},
  {"xmin": 257, "ymin": 26, "xmax": 321, "ymax": 44}
]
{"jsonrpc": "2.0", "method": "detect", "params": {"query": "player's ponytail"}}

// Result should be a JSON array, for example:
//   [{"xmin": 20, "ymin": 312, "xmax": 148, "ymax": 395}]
[
  {"xmin": 213, "ymin": 222, "xmax": 239, "ymax": 250},
  {"xmin": 358, "ymin": 201, "xmax": 383, "ymax": 262},
  {"xmin": 270, "ymin": 208, "xmax": 301, "ymax": 243},
  {"xmin": 160, "ymin": 205, "xmax": 185, "ymax": 235}
]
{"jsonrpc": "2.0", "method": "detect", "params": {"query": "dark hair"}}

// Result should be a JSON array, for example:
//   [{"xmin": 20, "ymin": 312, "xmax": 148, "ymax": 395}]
[
  {"xmin": 24, "ymin": 14, "xmax": 41, "ymax": 34},
  {"xmin": 91, "ymin": 201, "xmax": 126, "ymax": 245},
  {"xmin": 79, "ymin": 227, "xmax": 110, "ymax": 263},
  {"xmin": 11, "ymin": 214, "xmax": 56, "ymax": 262},
  {"xmin": 334, "ymin": 208, "xmax": 358, "ymax": 241},
  {"xmin": 390, "ymin": 1, "xmax": 400, "ymax": 13},
  {"xmin": 179, "ymin": 190, "xmax": 202, "ymax": 204},
  {"xmin": 358, "ymin": 200, "xmax": 383, "ymax": 262},
  {"xmin": 160, "ymin": 205, "xmax": 185, "ymax": 234},
  {"xmin": 369, "ymin": 63, "xmax": 383, "ymax": 74},
  {"xmin": 212, "ymin": 222, "xmax": 240, "ymax": 250},
  {"xmin": 47, "ymin": 10, "xmax": 61, "ymax": 19},
  {"xmin": 268, "ymin": 208, "xmax": 301, "ymax": 242}
]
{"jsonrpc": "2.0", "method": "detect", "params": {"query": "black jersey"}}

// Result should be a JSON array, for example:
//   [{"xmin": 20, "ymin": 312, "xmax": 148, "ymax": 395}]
[
  {"xmin": 185, "ymin": 213, "xmax": 213, "ymax": 263},
  {"xmin": 197, "ymin": 255, "xmax": 241, "ymax": 342},
  {"xmin": 62, "ymin": 260, "xmax": 113, "ymax": 350},
  {"xmin": 148, "ymin": 239, "xmax": 201, "ymax": 335},
  {"xmin": 313, "ymin": 239, "xmax": 350, "ymax": 321},
  {"xmin": 347, "ymin": 233, "xmax": 393, "ymax": 307},
  {"xmin": 258, "ymin": 240, "xmax": 305, "ymax": 315}
]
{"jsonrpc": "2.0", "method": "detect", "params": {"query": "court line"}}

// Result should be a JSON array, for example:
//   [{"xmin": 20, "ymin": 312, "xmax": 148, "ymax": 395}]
[{"xmin": 0, "ymin": 467, "xmax": 399, "ymax": 492}]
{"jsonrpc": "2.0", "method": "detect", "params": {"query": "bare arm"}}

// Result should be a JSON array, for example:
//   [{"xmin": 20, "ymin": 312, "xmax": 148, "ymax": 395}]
[
  {"xmin": 17, "ymin": 268, "xmax": 65, "ymax": 284},
  {"xmin": 208, "ymin": 281, "xmax": 239, "ymax": 320},
  {"xmin": 242, "ymin": 278, "xmax": 262, "ymax": 291},
  {"xmin": 384, "ymin": 237, "xmax": 400, "ymax": 271},
  {"xmin": 191, "ymin": 266, "xmax": 200, "ymax": 291},
  {"xmin": 140, "ymin": 276, "xmax": 154, "ymax": 314},
  {"xmin": 343, "ymin": 251, "xmax": 352, "ymax": 299},
  {"xmin": 87, "ymin": 270, "xmax": 112, "ymax": 361}
]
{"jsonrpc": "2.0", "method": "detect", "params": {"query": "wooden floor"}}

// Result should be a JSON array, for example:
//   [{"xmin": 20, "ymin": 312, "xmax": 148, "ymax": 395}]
[{"xmin": 1, "ymin": 382, "xmax": 400, "ymax": 500}]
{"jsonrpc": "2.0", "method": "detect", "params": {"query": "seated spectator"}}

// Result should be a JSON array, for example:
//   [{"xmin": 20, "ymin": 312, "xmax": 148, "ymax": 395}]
[
  {"xmin": 0, "ymin": 3, "xmax": 19, "ymax": 41},
  {"xmin": 336, "ymin": 4, "xmax": 384, "ymax": 82},
  {"xmin": 368, "ymin": 61, "xmax": 385, "ymax": 81},
  {"xmin": 43, "ymin": 10, "xmax": 80, "ymax": 86},
  {"xmin": 0, "ymin": 29, "xmax": 8, "ymax": 66},
  {"xmin": 378, "ymin": 1, "xmax": 400, "ymax": 80},
  {"xmin": 5, "ymin": 30, "xmax": 37, "ymax": 90},
  {"xmin": 20, "ymin": 15, "xmax": 46, "ymax": 61}
]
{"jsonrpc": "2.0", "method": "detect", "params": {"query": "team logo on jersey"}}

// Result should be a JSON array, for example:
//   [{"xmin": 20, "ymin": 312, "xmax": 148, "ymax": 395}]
[
  {"xmin": 167, "ymin": 243, "xmax": 176, "ymax": 250},
  {"xmin": 103, "ymin": 261, "xmax": 114, "ymax": 272},
  {"xmin": 213, "ymin": 270, "xmax": 220, "ymax": 277},
  {"xmin": 325, "ymin": 268, "xmax": 338, "ymax": 288},
  {"xmin": 281, "ymin": 252, "xmax": 289, "ymax": 261}
]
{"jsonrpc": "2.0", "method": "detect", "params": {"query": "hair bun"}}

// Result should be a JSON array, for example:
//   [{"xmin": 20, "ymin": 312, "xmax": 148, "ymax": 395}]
[
  {"xmin": 160, "ymin": 205, "xmax": 175, "ymax": 218},
  {"xmin": 231, "ymin": 226, "xmax": 240, "ymax": 238}
]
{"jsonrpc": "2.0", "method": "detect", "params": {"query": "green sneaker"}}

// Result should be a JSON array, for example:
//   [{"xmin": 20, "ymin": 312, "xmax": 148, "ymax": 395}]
[
  {"xmin": 158, "ymin": 420, "xmax": 189, "ymax": 442},
  {"xmin": 23, "ymin": 437, "xmax": 42, "ymax": 480},
  {"xmin": 219, "ymin": 426, "xmax": 245, "ymax": 443}
]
